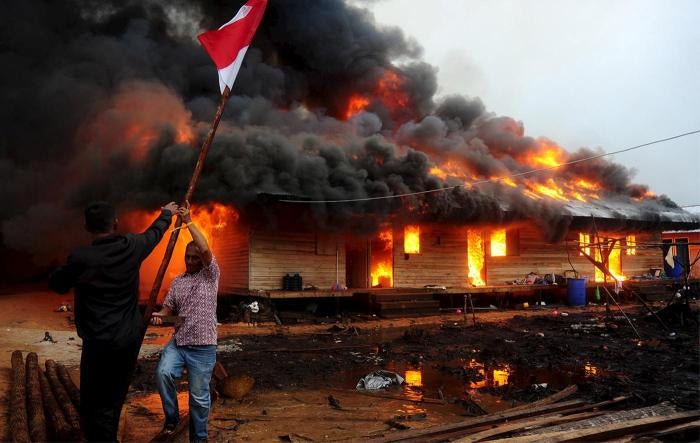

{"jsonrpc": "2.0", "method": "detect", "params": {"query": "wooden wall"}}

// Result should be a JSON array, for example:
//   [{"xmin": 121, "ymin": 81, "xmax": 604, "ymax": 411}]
[
  {"xmin": 486, "ymin": 226, "xmax": 663, "ymax": 285},
  {"xmin": 248, "ymin": 230, "xmax": 346, "ymax": 290},
  {"xmin": 484, "ymin": 225, "xmax": 587, "ymax": 284},
  {"xmin": 217, "ymin": 223, "xmax": 250, "ymax": 293},
  {"xmin": 393, "ymin": 224, "xmax": 468, "ymax": 288},
  {"xmin": 621, "ymin": 232, "xmax": 662, "ymax": 277}
]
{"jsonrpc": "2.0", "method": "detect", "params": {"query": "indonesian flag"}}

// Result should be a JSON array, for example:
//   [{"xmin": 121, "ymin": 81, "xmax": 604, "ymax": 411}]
[{"xmin": 197, "ymin": 0, "xmax": 267, "ymax": 94}]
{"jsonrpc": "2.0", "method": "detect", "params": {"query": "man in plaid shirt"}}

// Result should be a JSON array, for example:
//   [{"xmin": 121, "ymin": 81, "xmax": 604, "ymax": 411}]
[{"xmin": 151, "ymin": 202, "xmax": 219, "ymax": 442}]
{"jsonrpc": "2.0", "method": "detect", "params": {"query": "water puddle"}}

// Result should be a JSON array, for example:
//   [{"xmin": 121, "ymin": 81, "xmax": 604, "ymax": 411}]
[{"xmin": 331, "ymin": 357, "xmax": 604, "ymax": 413}]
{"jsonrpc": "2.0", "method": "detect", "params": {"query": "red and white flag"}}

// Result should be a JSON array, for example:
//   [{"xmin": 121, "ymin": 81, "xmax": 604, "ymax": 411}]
[{"xmin": 197, "ymin": 0, "xmax": 267, "ymax": 94}]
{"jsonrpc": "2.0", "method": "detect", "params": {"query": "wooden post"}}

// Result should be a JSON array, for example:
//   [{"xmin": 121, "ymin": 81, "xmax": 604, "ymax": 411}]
[{"xmin": 142, "ymin": 86, "xmax": 231, "ymax": 326}]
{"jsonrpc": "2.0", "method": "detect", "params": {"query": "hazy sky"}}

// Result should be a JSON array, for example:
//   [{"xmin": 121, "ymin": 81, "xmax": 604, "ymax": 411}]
[{"xmin": 369, "ymin": 0, "xmax": 700, "ymax": 211}]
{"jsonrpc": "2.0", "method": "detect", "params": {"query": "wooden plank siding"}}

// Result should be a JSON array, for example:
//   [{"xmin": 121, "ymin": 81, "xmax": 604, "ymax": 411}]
[
  {"xmin": 393, "ymin": 224, "xmax": 468, "ymax": 288},
  {"xmin": 248, "ymin": 230, "xmax": 346, "ymax": 290},
  {"xmin": 620, "ymin": 232, "xmax": 662, "ymax": 278},
  {"xmin": 486, "ymin": 227, "xmax": 662, "ymax": 284},
  {"xmin": 217, "ymin": 223, "xmax": 250, "ymax": 293},
  {"xmin": 391, "ymin": 224, "xmax": 667, "ymax": 289}
]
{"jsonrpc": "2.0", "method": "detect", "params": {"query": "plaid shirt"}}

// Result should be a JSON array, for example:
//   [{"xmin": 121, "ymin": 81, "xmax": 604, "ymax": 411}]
[{"xmin": 163, "ymin": 255, "xmax": 219, "ymax": 346}]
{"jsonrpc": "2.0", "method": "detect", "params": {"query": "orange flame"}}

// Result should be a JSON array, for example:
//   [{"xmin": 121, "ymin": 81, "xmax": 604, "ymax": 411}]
[
  {"xmin": 121, "ymin": 203, "xmax": 238, "ymax": 302},
  {"xmin": 579, "ymin": 232, "xmax": 591, "ymax": 256},
  {"xmin": 523, "ymin": 140, "xmax": 565, "ymax": 168},
  {"xmin": 404, "ymin": 225, "xmax": 420, "ymax": 254},
  {"xmin": 345, "ymin": 94, "xmax": 370, "ymax": 119},
  {"xmin": 626, "ymin": 235, "xmax": 636, "ymax": 256},
  {"xmin": 468, "ymin": 229, "xmax": 486, "ymax": 286},
  {"xmin": 376, "ymin": 69, "xmax": 410, "ymax": 116},
  {"xmin": 371, "ymin": 229, "xmax": 393, "ymax": 287},
  {"xmin": 490, "ymin": 229, "xmax": 506, "ymax": 257},
  {"xmin": 593, "ymin": 238, "xmax": 625, "ymax": 282},
  {"xmin": 529, "ymin": 178, "xmax": 569, "ymax": 201}
]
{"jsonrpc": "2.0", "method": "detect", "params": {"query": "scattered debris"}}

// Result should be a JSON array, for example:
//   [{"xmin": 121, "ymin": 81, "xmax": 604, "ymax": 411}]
[
  {"xmin": 54, "ymin": 302, "xmax": 72, "ymax": 312},
  {"xmin": 41, "ymin": 331, "xmax": 56, "ymax": 343},
  {"xmin": 327, "ymin": 395, "xmax": 342, "ymax": 410},
  {"xmin": 356, "ymin": 370, "xmax": 404, "ymax": 390}
]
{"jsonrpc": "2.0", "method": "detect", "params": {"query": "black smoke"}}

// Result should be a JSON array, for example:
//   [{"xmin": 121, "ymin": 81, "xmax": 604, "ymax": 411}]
[{"xmin": 0, "ymin": 0, "xmax": 693, "ymax": 280}]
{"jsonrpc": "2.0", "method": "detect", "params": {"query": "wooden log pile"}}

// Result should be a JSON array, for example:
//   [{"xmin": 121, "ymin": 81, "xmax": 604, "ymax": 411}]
[{"xmin": 9, "ymin": 351, "xmax": 82, "ymax": 442}]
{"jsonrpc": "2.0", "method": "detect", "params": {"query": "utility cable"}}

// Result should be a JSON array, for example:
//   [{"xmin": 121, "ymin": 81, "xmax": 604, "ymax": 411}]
[{"xmin": 281, "ymin": 129, "xmax": 700, "ymax": 203}]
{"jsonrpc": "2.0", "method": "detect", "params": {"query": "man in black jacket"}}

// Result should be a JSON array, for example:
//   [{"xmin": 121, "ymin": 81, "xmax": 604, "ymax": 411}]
[{"xmin": 49, "ymin": 200, "xmax": 178, "ymax": 441}]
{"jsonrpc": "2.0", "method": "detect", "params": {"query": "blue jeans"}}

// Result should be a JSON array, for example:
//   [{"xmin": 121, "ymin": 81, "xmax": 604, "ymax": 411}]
[{"xmin": 155, "ymin": 340, "xmax": 217, "ymax": 441}]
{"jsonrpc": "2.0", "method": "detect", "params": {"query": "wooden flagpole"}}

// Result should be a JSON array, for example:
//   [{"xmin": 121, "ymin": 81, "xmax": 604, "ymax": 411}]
[{"xmin": 141, "ymin": 86, "xmax": 231, "ymax": 326}]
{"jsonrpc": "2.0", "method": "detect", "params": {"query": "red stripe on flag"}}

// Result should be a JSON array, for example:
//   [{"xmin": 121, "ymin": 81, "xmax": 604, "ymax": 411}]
[{"xmin": 197, "ymin": 0, "xmax": 267, "ymax": 70}]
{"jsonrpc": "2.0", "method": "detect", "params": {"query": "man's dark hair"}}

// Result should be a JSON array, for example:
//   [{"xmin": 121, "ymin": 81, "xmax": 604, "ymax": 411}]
[{"xmin": 85, "ymin": 201, "xmax": 116, "ymax": 234}]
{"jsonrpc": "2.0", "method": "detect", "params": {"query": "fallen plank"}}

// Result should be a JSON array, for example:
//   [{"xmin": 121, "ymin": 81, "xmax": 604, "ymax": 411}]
[
  {"xmin": 555, "ymin": 396, "xmax": 628, "ymax": 416},
  {"xmin": 518, "ymin": 401, "xmax": 676, "ymax": 436},
  {"xmin": 454, "ymin": 411, "xmax": 605, "ymax": 442},
  {"xmin": 487, "ymin": 409, "xmax": 700, "ymax": 442},
  {"xmin": 638, "ymin": 419, "xmax": 700, "ymax": 440},
  {"xmin": 369, "ymin": 399, "xmax": 587, "ymax": 442},
  {"xmin": 506, "ymin": 385, "xmax": 578, "ymax": 413}
]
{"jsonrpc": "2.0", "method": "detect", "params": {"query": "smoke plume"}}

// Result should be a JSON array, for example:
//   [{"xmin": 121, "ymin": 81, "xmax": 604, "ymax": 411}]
[{"xmin": 0, "ymin": 0, "xmax": 694, "ymax": 279}]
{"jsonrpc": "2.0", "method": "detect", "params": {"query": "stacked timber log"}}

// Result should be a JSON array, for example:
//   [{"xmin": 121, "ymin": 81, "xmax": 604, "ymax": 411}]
[
  {"xmin": 370, "ymin": 385, "xmax": 700, "ymax": 442},
  {"xmin": 10, "ymin": 351, "xmax": 30, "ymax": 443},
  {"xmin": 9, "ymin": 351, "xmax": 82, "ymax": 442}
]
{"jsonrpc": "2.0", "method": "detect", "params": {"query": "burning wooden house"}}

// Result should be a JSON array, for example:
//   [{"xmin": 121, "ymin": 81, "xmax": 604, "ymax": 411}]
[{"xmin": 127, "ymin": 190, "xmax": 699, "ymax": 310}]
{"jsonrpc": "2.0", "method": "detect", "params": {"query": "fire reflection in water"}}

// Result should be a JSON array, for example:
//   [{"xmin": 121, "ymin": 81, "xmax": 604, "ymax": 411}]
[
  {"xmin": 404, "ymin": 369, "xmax": 422, "ymax": 387},
  {"xmin": 584, "ymin": 362, "xmax": 599, "ymax": 377},
  {"xmin": 467, "ymin": 359, "xmax": 511, "ymax": 389}
]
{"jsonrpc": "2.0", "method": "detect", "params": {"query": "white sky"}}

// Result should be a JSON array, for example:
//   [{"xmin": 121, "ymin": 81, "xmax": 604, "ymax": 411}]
[{"xmin": 369, "ymin": 0, "xmax": 700, "ymax": 211}]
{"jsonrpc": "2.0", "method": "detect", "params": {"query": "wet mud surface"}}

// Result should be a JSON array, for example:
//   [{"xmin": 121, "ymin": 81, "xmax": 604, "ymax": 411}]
[{"xmin": 134, "ymin": 303, "xmax": 700, "ymax": 413}]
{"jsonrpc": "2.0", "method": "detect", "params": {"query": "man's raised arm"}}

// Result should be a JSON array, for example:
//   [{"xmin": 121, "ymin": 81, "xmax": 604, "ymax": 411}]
[{"xmin": 179, "ymin": 202, "xmax": 212, "ymax": 266}]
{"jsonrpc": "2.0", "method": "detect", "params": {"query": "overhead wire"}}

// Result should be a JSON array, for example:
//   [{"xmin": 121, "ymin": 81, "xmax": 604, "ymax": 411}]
[{"xmin": 280, "ymin": 129, "xmax": 700, "ymax": 204}]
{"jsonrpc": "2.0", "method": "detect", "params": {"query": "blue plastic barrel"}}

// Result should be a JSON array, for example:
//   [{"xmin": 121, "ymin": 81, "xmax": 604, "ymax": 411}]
[{"xmin": 567, "ymin": 278, "xmax": 586, "ymax": 306}]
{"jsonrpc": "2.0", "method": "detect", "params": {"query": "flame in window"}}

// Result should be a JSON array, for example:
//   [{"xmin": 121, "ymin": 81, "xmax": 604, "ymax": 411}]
[
  {"xmin": 579, "ymin": 233, "xmax": 590, "ymax": 256},
  {"xmin": 404, "ymin": 225, "xmax": 420, "ymax": 254},
  {"xmin": 491, "ymin": 229, "xmax": 506, "ymax": 257},
  {"xmin": 626, "ymin": 235, "xmax": 636, "ymax": 255}
]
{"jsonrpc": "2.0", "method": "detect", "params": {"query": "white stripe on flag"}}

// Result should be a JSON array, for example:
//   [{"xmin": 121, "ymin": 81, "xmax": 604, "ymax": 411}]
[{"xmin": 217, "ymin": 46, "xmax": 249, "ymax": 93}]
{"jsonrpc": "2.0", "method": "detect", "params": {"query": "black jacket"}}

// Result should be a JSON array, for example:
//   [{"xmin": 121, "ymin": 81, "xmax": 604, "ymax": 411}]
[{"xmin": 49, "ymin": 210, "xmax": 172, "ymax": 345}]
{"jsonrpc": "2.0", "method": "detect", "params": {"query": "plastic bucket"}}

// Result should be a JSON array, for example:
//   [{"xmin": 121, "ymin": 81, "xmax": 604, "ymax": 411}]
[{"xmin": 567, "ymin": 278, "xmax": 586, "ymax": 306}]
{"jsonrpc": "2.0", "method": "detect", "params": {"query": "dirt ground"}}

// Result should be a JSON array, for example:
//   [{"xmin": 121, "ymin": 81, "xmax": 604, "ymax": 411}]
[{"xmin": 1, "ymin": 288, "xmax": 698, "ymax": 442}]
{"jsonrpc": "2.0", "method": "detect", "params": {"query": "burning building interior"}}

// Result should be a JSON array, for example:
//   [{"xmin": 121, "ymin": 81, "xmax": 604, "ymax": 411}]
[{"xmin": 1, "ymin": 0, "xmax": 699, "ymax": 441}]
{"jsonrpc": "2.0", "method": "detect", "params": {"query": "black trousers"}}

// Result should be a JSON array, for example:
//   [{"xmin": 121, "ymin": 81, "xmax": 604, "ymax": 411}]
[{"xmin": 80, "ymin": 338, "xmax": 141, "ymax": 442}]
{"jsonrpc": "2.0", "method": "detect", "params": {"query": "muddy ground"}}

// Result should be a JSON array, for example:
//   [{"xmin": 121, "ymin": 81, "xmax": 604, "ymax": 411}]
[{"xmin": 1, "ymin": 290, "xmax": 698, "ymax": 441}]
